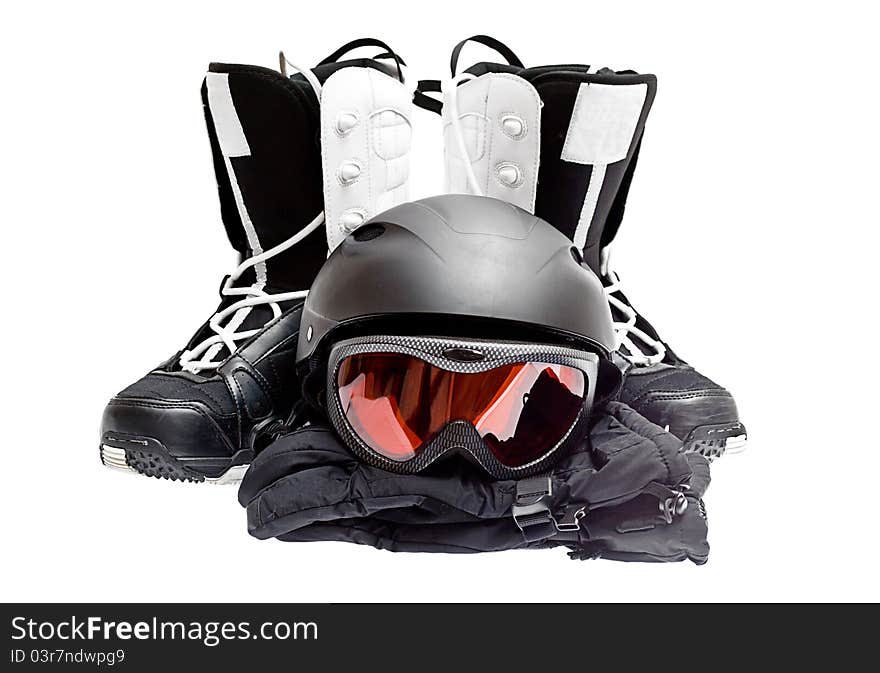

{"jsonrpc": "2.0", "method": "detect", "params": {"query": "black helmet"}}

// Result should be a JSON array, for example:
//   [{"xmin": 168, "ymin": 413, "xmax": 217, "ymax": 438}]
[
  {"xmin": 299, "ymin": 195, "xmax": 615, "ymax": 362},
  {"xmin": 297, "ymin": 195, "xmax": 617, "ymax": 414}
]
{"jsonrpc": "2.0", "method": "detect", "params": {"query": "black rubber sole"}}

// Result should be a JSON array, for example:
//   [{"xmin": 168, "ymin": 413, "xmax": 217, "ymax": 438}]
[
  {"xmin": 125, "ymin": 447, "xmax": 206, "ymax": 483},
  {"xmin": 681, "ymin": 422, "xmax": 747, "ymax": 460},
  {"xmin": 100, "ymin": 434, "xmax": 251, "ymax": 484}
]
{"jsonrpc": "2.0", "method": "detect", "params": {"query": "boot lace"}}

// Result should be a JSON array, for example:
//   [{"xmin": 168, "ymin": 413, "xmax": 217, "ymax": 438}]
[
  {"xmin": 601, "ymin": 249, "xmax": 667, "ymax": 366},
  {"xmin": 179, "ymin": 212, "xmax": 325, "ymax": 373},
  {"xmin": 445, "ymin": 73, "xmax": 482, "ymax": 194}
]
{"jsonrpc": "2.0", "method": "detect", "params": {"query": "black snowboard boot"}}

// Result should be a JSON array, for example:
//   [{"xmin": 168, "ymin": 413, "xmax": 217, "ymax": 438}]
[
  {"xmin": 100, "ymin": 40, "xmax": 413, "ymax": 482},
  {"xmin": 419, "ymin": 35, "xmax": 746, "ymax": 458}
]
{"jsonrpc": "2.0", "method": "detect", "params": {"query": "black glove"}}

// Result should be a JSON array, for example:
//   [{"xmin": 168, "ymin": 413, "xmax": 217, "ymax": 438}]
[{"xmin": 238, "ymin": 402, "xmax": 710, "ymax": 563}]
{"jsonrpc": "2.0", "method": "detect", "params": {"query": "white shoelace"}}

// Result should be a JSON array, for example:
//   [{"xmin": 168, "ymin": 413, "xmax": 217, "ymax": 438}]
[
  {"xmin": 178, "ymin": 212, "xmax": 325, "ymax": 373},
  {"xmin": 603, "ymin": 268, "xmax": 667, "ymax": 366},
  {"xmin": 444, "ymin": 72, "xmax": 482, "ymax": 194},
  {"xmin": 600, "ymin": 248, "xmax": 667, "ymax": 365},
  {"xmin": 180, "ymin": 55, "xmax": 325, "ymax": 374},
  {"xmin": 445, "ymin": 73, "xmax": 666, "ymax": 367}
]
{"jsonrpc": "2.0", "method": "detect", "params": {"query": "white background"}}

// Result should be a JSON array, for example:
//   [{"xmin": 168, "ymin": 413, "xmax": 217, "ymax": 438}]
[{"xmin": 2, "ymin": 0, "xmax": 878, "ymax": 602}]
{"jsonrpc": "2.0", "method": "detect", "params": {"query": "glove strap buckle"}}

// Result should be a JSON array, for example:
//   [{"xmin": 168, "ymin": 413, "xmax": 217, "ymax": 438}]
[
  {"xmin": 512, "ymin": 477, "xmax": 586, "ymax": 539},
  {"xmin": 659, "ymin": 491, "xmax": 688, "ymax": 524},
  {"xmin": 643, "ymin": 482, "xmax": 689, "ymax": 524}
]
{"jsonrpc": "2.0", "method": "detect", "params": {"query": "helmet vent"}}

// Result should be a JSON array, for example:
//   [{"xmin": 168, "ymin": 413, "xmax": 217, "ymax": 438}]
[
  {"xmin": 570, "ymin": 246, "xmax": 584, "ymax": 265},
  {"xmin": 353, "ymin": 223, "xmax": 385, "ymax": 242}
]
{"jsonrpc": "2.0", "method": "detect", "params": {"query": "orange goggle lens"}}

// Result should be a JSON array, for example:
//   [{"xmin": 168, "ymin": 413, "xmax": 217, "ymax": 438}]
[{"xmin": 336, "ymin": 353, "xmax": 586, "ymax": 468}]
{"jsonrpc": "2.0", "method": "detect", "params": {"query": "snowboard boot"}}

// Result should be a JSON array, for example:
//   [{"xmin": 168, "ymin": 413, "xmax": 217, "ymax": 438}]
[
  {"xmin": 418, "ymin": 35, "xmax": 746, "ymax": 459},
  {"xmin": 100, "ymin": 39, "xmax": 413, "ymax": 482}
]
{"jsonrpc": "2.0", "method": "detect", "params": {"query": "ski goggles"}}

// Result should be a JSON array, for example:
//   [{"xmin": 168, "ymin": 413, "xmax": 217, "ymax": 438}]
[{"xmin": 325, "ymin": 335, "xmax": 600, "ymax": 479}]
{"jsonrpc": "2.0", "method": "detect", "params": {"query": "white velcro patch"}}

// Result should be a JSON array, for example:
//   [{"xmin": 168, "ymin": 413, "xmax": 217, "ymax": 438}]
[
  {"xmin": 205, "ymin": 72, "xmax": 264, "ymax": 284},
  {"xmin": 205, "ymin": 72, "xmax": 251, "ymax": 158},
  {"xmin": 562, "ymin": 82, "xmax": 648, "ymax": 249},
  {"xmin": 561, "ymin": 82, "xmax": 648, "ymax": 165},
  {"xmin": 443, "ymin": 73, "xmax": 541, "ymax": 213},
  {"xmin": 321, "ymin": 67, "xmax": 412, "ymax": 251}
]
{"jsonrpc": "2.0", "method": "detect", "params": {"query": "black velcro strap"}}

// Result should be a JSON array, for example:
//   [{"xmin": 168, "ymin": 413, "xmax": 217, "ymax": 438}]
[
  {"xmin": 413, "ymin": 79, "xmax": 443, "ymax": 115},
  {"xmin": 450, "ymin": 35, "xmax": 524, "ymax": 75},
  {"xmin": 518, "ymin": 516, "xmax": 558, "ymax": 543},
  {"xmin": 319, "ymin": 38, "xmax": 405, "ymax": 83}
]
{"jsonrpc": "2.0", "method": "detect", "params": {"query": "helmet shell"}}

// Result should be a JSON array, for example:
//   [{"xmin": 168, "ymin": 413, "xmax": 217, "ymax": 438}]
[{"xmin": 297, "ymin": 195, "xmax": 616, "ymax": 362}]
